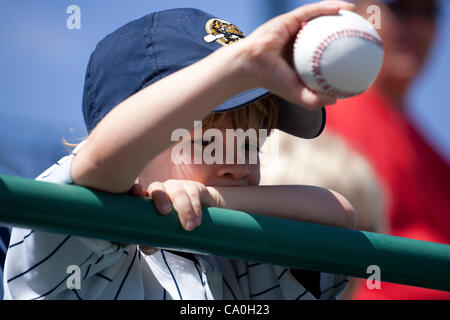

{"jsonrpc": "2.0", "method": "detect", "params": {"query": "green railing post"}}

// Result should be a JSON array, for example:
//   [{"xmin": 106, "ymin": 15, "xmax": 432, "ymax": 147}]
[{"xmin": 0, "ymin": 174, "xmax": 449, "ymax": 292}]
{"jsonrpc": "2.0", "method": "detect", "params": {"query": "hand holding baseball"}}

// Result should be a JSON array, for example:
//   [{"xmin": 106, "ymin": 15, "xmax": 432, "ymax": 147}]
[
  {"xmin": 293, "ymin": 10, "xmax": 384, "ymax": 99},
  {"xmin": 241, "ymin": 0, "xmax": 355, "ymax": 109}
]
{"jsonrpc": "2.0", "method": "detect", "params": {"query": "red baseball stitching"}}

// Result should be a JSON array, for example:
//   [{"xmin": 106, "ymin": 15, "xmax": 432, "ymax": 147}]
[{"xmin": 295, "ymin": 28, "xmax": 383, "ymax": 98}]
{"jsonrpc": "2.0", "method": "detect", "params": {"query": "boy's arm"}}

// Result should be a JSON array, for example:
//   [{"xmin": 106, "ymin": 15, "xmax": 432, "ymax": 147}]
[
  {"xmin": 71, "ymin": 1, "xmax": 354, "ymax": 194},
  {"xmin": 209, "ymin": 185, "xmax": 358, "ymax": 229},
  {"xmin": 4, "ymin": 149, "xmax": 133, "ymax": 300},
  {"xmin": 72, "ymin": 44, "xmax": 250, "ymax": 193}
]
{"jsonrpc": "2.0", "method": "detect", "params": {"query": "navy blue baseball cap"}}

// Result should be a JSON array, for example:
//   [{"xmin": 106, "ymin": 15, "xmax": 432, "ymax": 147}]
[{"xmin": 82, "ymin": 8, "xmax": 325, "ymax": 138}]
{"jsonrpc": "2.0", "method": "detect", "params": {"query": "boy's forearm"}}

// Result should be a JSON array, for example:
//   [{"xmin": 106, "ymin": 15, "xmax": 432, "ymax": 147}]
[
  {"xmin": 208, "ymin": 185, "xmax": 358, "ymax": 229},
  {"xmin": 72, "ymin": 42, "xmax": 254, "ymax": 193}
]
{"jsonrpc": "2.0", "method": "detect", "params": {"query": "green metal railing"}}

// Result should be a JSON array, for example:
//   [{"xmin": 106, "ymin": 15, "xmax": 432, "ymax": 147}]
[{"xmin": 1, "ymin": 174, "xmax": 449, "ymax": 292}]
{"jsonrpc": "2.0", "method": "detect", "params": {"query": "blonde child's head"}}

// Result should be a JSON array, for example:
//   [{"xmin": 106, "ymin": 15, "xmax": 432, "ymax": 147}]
[
  {"xmin": 261, "ymin": 130, "xmax": 386, "ymax": 233},
  {"xmin": 137, "ymin": 94, "xmax": 279, "ymax": 189}
]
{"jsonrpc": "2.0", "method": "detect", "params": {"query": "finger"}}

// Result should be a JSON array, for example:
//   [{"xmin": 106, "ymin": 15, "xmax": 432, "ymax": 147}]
[
  {"xmin": 271, "ymin": 59, "xmax": 334, "ymax": 109},
  {"xmin": 293, "ymin": 1, "xmax": 355, "ymax": 22},
  {"xmin": 148, "ymin": 182, "xmax": 172, "ymax": 215},
  {"xmin": 278, "ymin": 1, "xmax": 355, "ymax": 35},
  {"xmin": 166, "ymin": 184, "xmax": 197, "ymax": 231},
  {"xmin": 299, "ymin": 89, "xmax": 336, "ymax": 108},
  {"xmin": 316, "ymin": 92, "xmax": 337, "ymax": 106},
  {"xmin": 182, "ymin": 182, "xmax": 203, "ymax": 227}
]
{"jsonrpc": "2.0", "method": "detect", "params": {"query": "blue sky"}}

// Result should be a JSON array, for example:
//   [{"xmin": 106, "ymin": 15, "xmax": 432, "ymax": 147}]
[{"xmin": 0, "ymin": 0, "xmax": 448, "ymax": 178}]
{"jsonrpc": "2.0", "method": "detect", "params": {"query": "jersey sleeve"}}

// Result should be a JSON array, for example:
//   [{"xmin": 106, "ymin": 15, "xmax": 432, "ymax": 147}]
[{"xmin": 3, "ymin": 141, "xmax": 134, "ymax": 300}]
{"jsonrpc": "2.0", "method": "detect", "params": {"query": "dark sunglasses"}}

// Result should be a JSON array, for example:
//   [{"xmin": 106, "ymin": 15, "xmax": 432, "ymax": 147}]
[{"xmin": 385, "ymin": 0, "xmax": 439, "ymax": 19}]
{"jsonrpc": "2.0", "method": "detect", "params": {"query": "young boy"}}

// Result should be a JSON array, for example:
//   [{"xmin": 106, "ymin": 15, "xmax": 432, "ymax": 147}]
[{"xmin": 4, "ymin": 1, "xmax": 357, "ymax": 300}]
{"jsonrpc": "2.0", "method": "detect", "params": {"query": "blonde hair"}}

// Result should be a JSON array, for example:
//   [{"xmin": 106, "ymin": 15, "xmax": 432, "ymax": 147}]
[
  {"xmin": 61, "ymin": 137, "xmax": 85, "ymax": 150},
  {"xmin": 63, "ymin": 95, "xmax": 279, "ymax": 149},
  {"xmin": 202, "ymin": 94, "xmax": 279, "ymax": 134},
  {"xmin": 261, "ymin": 130, "xmax": 386, "ymax": 233}
]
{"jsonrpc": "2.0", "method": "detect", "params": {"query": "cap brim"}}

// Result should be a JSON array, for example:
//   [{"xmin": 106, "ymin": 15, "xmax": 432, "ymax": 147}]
[{"xmin": 214, "ymin": 88, "xmax": 326, "ymax": 139}]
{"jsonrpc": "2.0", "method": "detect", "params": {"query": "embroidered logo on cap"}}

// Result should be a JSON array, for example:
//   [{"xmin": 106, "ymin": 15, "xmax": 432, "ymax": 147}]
[{"xmin": 203, "ymin": 18, "xmax": 245, "ymax": 46}]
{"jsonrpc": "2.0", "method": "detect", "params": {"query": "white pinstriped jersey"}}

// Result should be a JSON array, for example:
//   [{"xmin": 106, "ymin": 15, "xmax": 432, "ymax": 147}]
[
  {"xmin": 0, "ymin": 227, "xmax": 10, "ymax": 300},
  {"xmin": 3, "ymin": 142, "xmax": 349, "ymax": 300}
]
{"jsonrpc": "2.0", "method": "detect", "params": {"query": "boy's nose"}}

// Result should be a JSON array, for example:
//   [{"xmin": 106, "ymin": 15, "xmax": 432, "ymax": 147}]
[{"xmin": 216, "ymin": 164, "xmax": 251, "ymax": 183}]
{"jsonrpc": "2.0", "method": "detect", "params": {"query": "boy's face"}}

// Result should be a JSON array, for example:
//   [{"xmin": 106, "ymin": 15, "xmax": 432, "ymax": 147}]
[{"xmin": 138, "ymin": 116, "xmax": 261, "ymax": 188}]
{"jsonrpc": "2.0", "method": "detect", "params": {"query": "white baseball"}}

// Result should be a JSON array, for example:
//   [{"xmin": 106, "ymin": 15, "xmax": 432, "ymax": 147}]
[{"xmin": 293, "ymin": 10, "xmax": 384, "ymax": 98}]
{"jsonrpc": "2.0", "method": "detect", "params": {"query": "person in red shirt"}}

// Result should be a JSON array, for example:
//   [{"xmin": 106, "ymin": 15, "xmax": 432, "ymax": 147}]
[{"xmin": 326, "ymin": 0, "xmax": 450, "ymax": 299}]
